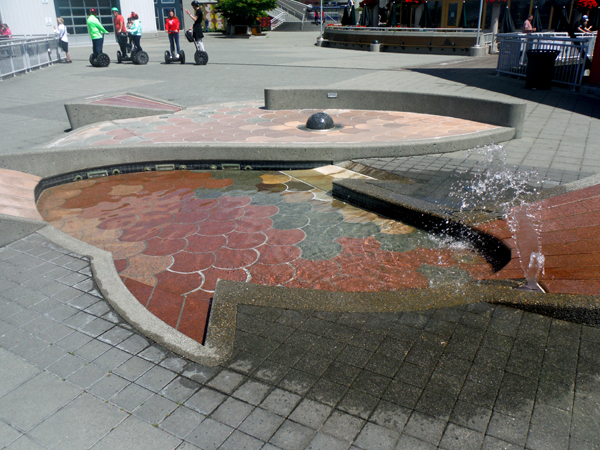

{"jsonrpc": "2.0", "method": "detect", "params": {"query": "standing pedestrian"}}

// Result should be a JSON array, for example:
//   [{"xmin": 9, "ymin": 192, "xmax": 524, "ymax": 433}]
[
  {"xmin": 87, "ymin": 8, "xmax": 108, "ymax": 56},
  {"xmin": 185, "ymin": 1, "xmax": 206, "ymax": 52},
  {"xmin": 1, "ymin": 23, "xmax": 12, "ymax": 38},
  {"xmin": 53, "ymin": 17, "xmax": 72, "ymax": 62},
  {"xmin": 165, "ymin": 10, "xmax": 181, "ymax": 57},
  {"xmin": 112, "ymin": 7, "xmax": 128, "ymax": 57},
  {"xmin": 523, "ymin": 15, "xmax": 536, "ymax": 32}
]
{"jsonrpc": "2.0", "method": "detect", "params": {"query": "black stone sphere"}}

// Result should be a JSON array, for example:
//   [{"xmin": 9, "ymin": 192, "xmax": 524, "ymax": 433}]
[{"xmin": 306, "ymin": 112, "xmax": 335, "ymax": 130}]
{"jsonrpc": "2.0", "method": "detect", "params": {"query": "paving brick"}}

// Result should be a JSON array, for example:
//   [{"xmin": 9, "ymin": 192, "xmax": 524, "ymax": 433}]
[
  {"xmin": 90, "ymin": 414, "xmax": 180, "ymax": 450},
  {"xmin": 238, "ymin": 407, "xmax": 285, "ymax": 441},
  {"xmin": 186, "ymin": 418, "xmax": 233, "ymax": 450},
  {"xmin": 185, "ymin": 387, "xmax": 227, "ymax": 415},
  {"xmin": 322, "ymin": 410, "xmax": 366, "ymax": 442},
  {"xmin": 261, "ymin": 388, "xmax": 302, "ymax": 417},
  {"xmin": 159, "ymin": 406, "xmax": 205, "ymax": 438},
  {"xmin": 133, "ymin": 393, "xmax": 178, "ymax": 424},
  {"xmin": 269, "ymin": 420, "xmax": 315, "ymax": 450}
]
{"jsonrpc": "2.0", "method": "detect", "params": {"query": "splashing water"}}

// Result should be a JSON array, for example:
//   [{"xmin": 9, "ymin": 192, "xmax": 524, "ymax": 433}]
[
  {"xmin": 448, "ymin": 144, "xmax": 540, "ymax": 217},
  {"xmin": 447, "ymin": 145, "xmax": 545, "ymax": 291},
  {"xmin": 508, "ymin": 203, "xmax": 545, "ymax": 291}
]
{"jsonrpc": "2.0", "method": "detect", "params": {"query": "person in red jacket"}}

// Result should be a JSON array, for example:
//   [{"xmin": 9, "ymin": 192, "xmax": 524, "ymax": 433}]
[
  {"xmin": 165, "ymin": 10, "xmax": 181, "ymax": 58},
  {"xmin": 112, "ymin": 7, "xmax": 128, "ymax": 56}
]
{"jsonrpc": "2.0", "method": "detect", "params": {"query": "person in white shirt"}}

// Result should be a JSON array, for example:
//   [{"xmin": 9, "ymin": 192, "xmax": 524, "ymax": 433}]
[{"xmin": 53, "ymin": 17, "xmax": 72, "ymax": 63}]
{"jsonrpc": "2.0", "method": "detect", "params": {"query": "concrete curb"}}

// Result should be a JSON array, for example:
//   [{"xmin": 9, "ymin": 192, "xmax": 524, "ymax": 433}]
[
  {"xmin": 37, "ymin": 225, "xmax": 225, "ymax": 366},
  {"xmin": 2, "ymin": 128, "xmax": 514, "ymax": 179},
  {"xmin": 264, "ymin": 88, "xmax": 527, "ymax": 138},
  {"xmin": 207, "ymin": 279, "xmax": 600, "ymax": 363},
  {"xmin": 64, "ymin": 92, "xmax": 182, "ymax": 130}
]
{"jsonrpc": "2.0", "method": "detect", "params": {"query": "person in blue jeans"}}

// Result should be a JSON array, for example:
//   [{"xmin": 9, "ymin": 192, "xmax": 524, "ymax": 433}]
[{"xmin": 165, "ymin": 10, "xmax": 181, "ymax": 57}]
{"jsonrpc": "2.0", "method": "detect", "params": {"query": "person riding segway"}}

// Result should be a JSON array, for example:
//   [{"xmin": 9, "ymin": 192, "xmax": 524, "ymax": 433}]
[
  {"xmin": 185, "ymin": 1, "xmax": 209, "ymax": 65},
  {"xmin": 112, "ymin": 7, "xmax": 128, "ymax": 62},
  {"xmin": 164, "ymin": 9, "xmax": 185, "ymax": 64},
  {"xmin": 87, "ymin": 8, "xmax": 110, "ymax": 67},
  {"xmin": 117, "ymin": 12, "xmax": 149, "ymax": 64}
]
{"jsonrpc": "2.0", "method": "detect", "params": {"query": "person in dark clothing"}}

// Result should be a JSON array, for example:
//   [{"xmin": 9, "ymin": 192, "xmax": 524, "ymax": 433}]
[
  {"xmin": 569, "ymin": 15, "xmax": 591, "ymax": 37},
  {"xmin": 185, "ymin": 1, "xmax": 205, "ymax": 51},
  {"xmin": 569, "ymin": 15, "xmax": 592, "ymax": 56}
]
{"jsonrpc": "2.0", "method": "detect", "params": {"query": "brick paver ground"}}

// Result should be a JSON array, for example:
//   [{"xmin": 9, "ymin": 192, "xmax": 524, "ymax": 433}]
[
  {"xmin": 1, "ymin": 233, "xmax": 599, "ymax": 450},
  {"xmin": 0, "ymin": 32, "xmax": 599, "ymax": 449}
]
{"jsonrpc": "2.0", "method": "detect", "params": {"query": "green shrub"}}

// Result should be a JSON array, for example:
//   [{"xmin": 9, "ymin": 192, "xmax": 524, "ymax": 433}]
[{"xmin": 216, "ymin": 0, "xmax": 278, "ymax": 25}]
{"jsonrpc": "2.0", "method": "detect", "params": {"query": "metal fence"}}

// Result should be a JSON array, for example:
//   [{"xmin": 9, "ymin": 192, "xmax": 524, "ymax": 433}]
[
  {"xmin": 0, "ymin": 35, "xmax": 61, "ymax": 80},
  {"xmin": 496, "ymin": 32, "xmax": 596, "ymax": 89}
]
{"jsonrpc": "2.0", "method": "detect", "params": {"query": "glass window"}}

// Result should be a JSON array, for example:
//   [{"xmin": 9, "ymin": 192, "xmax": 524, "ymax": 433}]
[
  {"xmin": 447, "ymin": 2, "xmax": 459, "ymax": 26},
  {"xmin": 464, "ymin": 0, "xmax": 482, "ymax": 28},
  {"xmin": 510, "ymin": 0, "xmax": 532, "ymax": 30},
  {"xmin": 427, "ymin": 1, "xmax": 443, "ymax": 27},
  {"xmin": 532, "ymin": 0, "xmax": 550, "ymax": 31}
]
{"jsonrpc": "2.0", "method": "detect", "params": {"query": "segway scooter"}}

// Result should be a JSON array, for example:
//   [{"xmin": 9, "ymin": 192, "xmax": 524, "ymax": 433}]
[
  {"xmin": 164, "ymin": 49, "xmax": 185, "ymax": 64},
  {"xmin": 116, "ymin": 34, "xmax": 149, "ymax": 64},
  {"xmin": 185, "ymin": 30, "xmax": 208, "ymax": 65},
  {"xmin": 89, "ymin": 52, "xmax": 110, "ymax": 67}
]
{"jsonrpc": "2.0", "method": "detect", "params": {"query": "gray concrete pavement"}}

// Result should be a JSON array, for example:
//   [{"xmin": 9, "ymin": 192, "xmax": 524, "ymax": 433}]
[
  {"xmin": 1, "ymin": 30, "xmax": 600, "ymax": 450},
  {"xmin": 1, "ymin": 230, "xmax": 600, "ymax": 450}
]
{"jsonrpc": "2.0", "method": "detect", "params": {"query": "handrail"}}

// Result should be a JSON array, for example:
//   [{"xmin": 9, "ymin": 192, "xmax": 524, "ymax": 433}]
[
  {"xmin": 0, "ymin": 35, "xmax": 61, "ymax": 80},
  {"xmin": 496, "ymin": 33, "xmax": 595, "ymax": 89},
  {"xmin": 276, "ymin": 0, "xmax": 307, "ymax": 20},
  {"xmin": 270, "ymin": 11, "xmax": 287, "ymax": 30}
]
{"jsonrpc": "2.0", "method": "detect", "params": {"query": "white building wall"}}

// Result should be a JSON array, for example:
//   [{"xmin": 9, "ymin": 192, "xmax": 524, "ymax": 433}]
[
  {"xmin": 120, "ymin": 0, "xmax": 157, "ymax": 33},
  {"xmin": 0, "ymin": 0, "xmax": 58, "ymax": 36}
]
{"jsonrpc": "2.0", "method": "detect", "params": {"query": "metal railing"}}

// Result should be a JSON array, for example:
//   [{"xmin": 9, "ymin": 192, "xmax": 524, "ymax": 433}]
[
  {"xmin": 0, "ymin": 35, "xmax": 61, "ymax": 80},
  {"xmin": 308, "ymin": 6, "xmax": 348, "ymax": 25},
  {"xmin": 276, "ymin": 0, "xmax": 308, "ymax": 20},
  {"xmin": 270, "ymin": 9, "xmax": 288, "ymax": 30},
  {"xmin": 496, "ymin": 32, "xmax": 596, "ymax": 89}
]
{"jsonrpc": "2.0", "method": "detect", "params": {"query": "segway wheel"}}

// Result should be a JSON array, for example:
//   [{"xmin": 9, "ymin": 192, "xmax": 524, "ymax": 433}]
[
  {"xmin": 89, "ymin": 53, "xmax": 97, "ymax": 67},
  {"xmin": 164, "ymin": 51, "xmax": 171, "ymax": 64},
  {"xmin": 97, "ymin": 52, "xmax": 110, "ymax": 67},
  {"xmin": 117, "ymin": 51, "xmax": 122, "ymax": 63},
  {"xmin": 194, "ymin": 51, "xmax": 208, "ymax": 65},
  {"xmin": 134, "ymin": 51, "xmax": 149, "ymax": 65},
  {"xmin": 179, "ymin": 50, "xmax": 185, "ymax": 64}
]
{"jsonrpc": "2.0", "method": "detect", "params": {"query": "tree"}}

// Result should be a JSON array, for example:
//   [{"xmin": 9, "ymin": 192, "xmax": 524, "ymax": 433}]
[{"xmin": 216, "ymin": 0, "xmax": 278, "ymax": 26}]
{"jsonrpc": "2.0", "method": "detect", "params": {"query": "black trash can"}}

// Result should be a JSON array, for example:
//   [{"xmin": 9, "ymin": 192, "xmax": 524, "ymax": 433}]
[{"xmin": 525, "ymin": 49, "xmax": 560, "ymax": 90}]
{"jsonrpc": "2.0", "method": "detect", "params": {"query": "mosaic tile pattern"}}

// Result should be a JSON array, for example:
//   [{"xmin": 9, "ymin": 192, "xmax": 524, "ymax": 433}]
[
  {"xmin": 48, "ymin": 102, "xmax": 498, "ymax": 148},
  {"xmin": 37, "ymin": 169, "xmax": 494, "ymax": 343},
  {"xmin": 0, "ymin": 168, "xmax": 43, "ymax": 221}
]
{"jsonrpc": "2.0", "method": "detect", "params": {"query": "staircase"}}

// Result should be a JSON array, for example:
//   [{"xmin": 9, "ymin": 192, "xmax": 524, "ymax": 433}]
[{"xmin": 267, "ymin": 0, "xmax": 320, "ymax": 31}]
